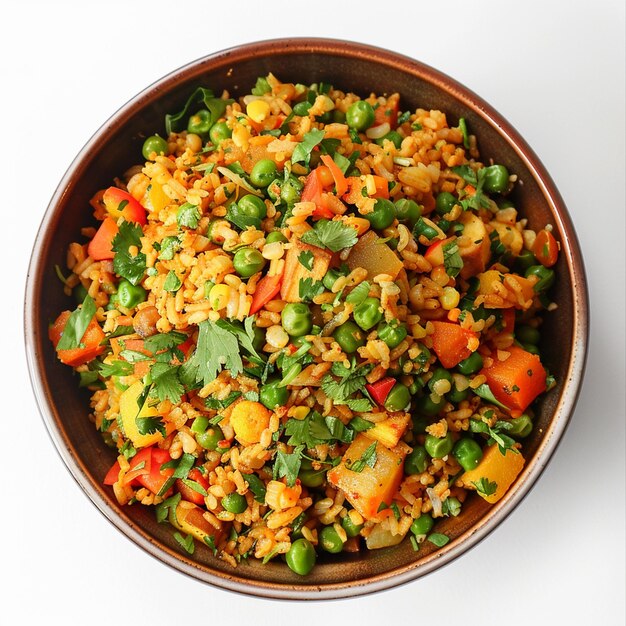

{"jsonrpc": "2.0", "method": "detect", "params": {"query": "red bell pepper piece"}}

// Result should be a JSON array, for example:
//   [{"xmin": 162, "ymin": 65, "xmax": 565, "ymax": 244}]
[
  {"xmin": 366, "ymin": 377, "xmax": 396, "ymax": 406},
  {"xmin": 87, "ymin": 217, "xmax": 119, "ymax": 261},
  {"xmin": 176, "ymin": 468, "xmax": 210, "ymax": 505},
  {"xmin": 532, "ymin": 229, "xmax": 559, "ymax": 268},
  {"xmin": 301, "ymin": 168, "xmax": 334, "ymax": 219},
  {"xmin": 103, "ymin": 447, "xmax": 174, "ymax": 496},
  {"xmin": 320, "ymin": 154, "xmax": 348, "ymax": 197},
  {"xmin": 103, "ymin": 460, "xmax": 121, "ymax": 485},
  {"xmin": 49, "ymin": 310, "xmax": 106, "ymax": 366},
  {"xmin": 249, "ymin": 272, "xmax": 283, "ymax": 314},
  {"xmin": 103, "ymin": 186, "xmax": 147, "ymax": 225}
]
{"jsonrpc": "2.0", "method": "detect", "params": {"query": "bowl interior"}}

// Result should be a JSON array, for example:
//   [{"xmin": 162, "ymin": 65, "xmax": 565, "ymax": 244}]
[{"xmin": 26, "ymin": 38, "xmax": 587, "ymax": 598}]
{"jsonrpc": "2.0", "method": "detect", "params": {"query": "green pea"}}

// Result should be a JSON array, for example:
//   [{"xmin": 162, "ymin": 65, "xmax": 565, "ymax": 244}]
[
  {"xmin": 506, "ymin": 414, "xmax": 533, "ymax": 438},
  {"xmin": 413, "ymin": 218, "xmax": 439, "ymax": 242},
  {"xmin": 332, "ymin": 110, "xmax": 346, "ymax": 124},
  {"xmin": 377, "ymin": 321, "xmax": 408, "ymax": 349},
  {"xmin": 435, "ymin": 191, "xmax": 457, "ymax": 216},
  {"xmin": 190, "ymin": 415, "xmax": 210, "ymax": 434},
  {"xmin": 414, "ymin": 393, "xmax": 445, "ymax": 417},
  {"xmin": 319, "ymin": 525, "xmax": 344, "ymax": 554},
  {"xmin": 394, "ymin": 198, "xmax": 421, "ymax": 226},
  {"xmin": 233, "ymin": 247, "xmax": 266, "ymax": 278},
  {"xmin": 196, "ymin": 425, "xmax": 224, "ymax": 450},
  {"xmin": 293, "ymin": 101, "xmax": 312, "ymax": 116},
  {"xmin": 250, "ymin": 159, "xmax": 277, "ymax": 188},
  {"xmin": 187, "ymin": 109, "xmax": 212, "ymax": 136},
  {"xmin": 457, "ymin": 352, "xmax": 484, "ymax": 375},
  {"xmin": 523, "ymin": 343, "xmax": 541, "ymax": 356},
  {"xmin": 280, "ymin": 176, "xmax": 303, "ymax": 205},
  {"xmin": 237, "ymin": 194, "xmax": 267, "ymax": 220},
  {"xmin": 447, "ymin": 384, "xmax": 469, "ymax": 403},
  {"xmin": 424, "ymin": 432, "xmax": 454, "ymax": 458},
  {"xmin": 384, "ymin": 383, "xmax": 411, "ymax": 412},
  {"xmin": 316, "ymin": 111, "xmax": 332, "ymax": 123},
  {"xmin": 376, "ymin": 130, "xmax": 402, "ymax": 148},
  {"xmin": 322, "ymin": 267, "xmax": 347, "ymax": 291},
  {"xmin": 221, "ymin": 492, "xmax": 247, "ymax": 514},
  {"xmin": 299, "ymin": 468, "xmax": 326, "ymax": 488},
  {"xmin": 73, "ymin": 283, "xmax": 89, "ymax": 305},
  {"xmin": 452, "ymin": 437, "xmax": 483, "ymax": 471},
  {"xmin": 333, "ymin": 321, "xmax": 366, "ymax": 354},
  {"xmin": 516, "ymin": 325, "xmax": 540, "ymax": 346},
  {"xmin": 341, "ymin": 514, "xmax": 364, "ymax": 538},
  {"xmin": 265, "ymin": 230, "xmax": 288, "ymax": 244},
  {"xmin": 286, "ymin": 538, "xmax": 316, "ymax": 575},
  {"xmin": 483, "ymin": 164, "xmax": 510, "ymax": 194},
  {"xmin": 525, "ymin": 265, "xmax": 555, "ymax": 292},
  {"xmin": 404, "ymin": 445, "xmax": 429, "ymax": 475},
  {"xmin": 209, "ymin": 121, "xmax": 231, "ymax": 146},
  {"xmin": 365, "ymin": 198, "xmax": 395, "ymax": 230},
  {"xmin": 410, "ymin": 513, "xmax": 434, "ymax": 536},
  {"xmin": 142, "ymin": 135, "xmax": 168, "ymax": 161},
  {"xmin": 427, "ymin": 368, "xmax": 454, "ymax": 394},
  {"xmin": 346, "ymin": 100, "xmax": 375, "ymax": 131},
  {"xmin": 260, "ymin": 380, "xmax": 289, "ymax": 410},
  {"xmin": 117, "ymin": 279, "xmax": 147, "ymax": 309},
  {"xmin": 515, "ymin": 249, "xmax": 538, "ymax": 273},
  {"xmin": 281, "ymin": 302, "xmax": 312, "ymax": 337},
  {"xmin": 353, "ymin": 297, "xmax": 383, "ymax": 331}
]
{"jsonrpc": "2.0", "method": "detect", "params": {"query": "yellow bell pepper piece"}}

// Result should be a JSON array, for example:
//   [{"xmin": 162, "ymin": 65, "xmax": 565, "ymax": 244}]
[{"xmin": 118, "ymin": 381, "xmax": 171, "ymax": 448}]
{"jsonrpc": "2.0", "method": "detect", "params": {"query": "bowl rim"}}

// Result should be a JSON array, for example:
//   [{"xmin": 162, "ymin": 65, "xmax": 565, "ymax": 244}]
[{"xmin": 24, "ymin": 37, "xmax": 589, "ymax": 600}]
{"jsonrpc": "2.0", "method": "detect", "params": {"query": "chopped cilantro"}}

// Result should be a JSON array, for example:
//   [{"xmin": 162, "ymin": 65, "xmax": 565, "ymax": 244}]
[
  {"xmin": 251, "ymin": 76, "xmax": 271, "ymax": 96},
  {"xmin": 112, "ymin": 221, "xmax": 146, "ymax": 286},
  {"xmin": 98, "ymin": 360, "xmax": 134, "ymax": 378},
  {"xmin": 136, "ymin": 415, "xmax": 166, "ymax": 438},
  {"xmin": 298, "ymin": 250, "xmax": 314, "ymax": 271},
  {"xmin": 472, "ymin": 477, "xmax": 498, "ymax": 497},
  {"xmin": 300, "ymin": 219, "xmax": 358, "ymax": 252},
  {"xmin": 292, "ymin": 128, "xmax": 325, "ymax": 166},
  {"xmin": 242, "ymin": 473, "xmax": 267, "ymax": 503},
  {"xmin": 155, "ymin": 492, "xmax": 181, "ymax": 524},
  {"xmin": 273, "ymin": 445, "xmax": 304, "ymax": 486},
  {"xmin": 298, "ymin": 277, "xmax": 325, "ymax": 302},
  {"xmin": 163, "ymin": 270, "xmax": 182, "ymax": 292},
  {"xmin": 158, "ymin": 235, "xmax": 182, "ymax": 260},
  {"xmin": 472, "ymin": 383, "xmax": 510, "ymax": 411},
  {"xmin": 56, "ymin": 294, "xmax": 97, "ymax": 351},
  {"xmin": 177, "ymin": 202, "xmax": 201, "ymax": 229},
  {"xmin": 346, "ymin": 441, "xmax": 377, "ymax": 473},
  {"xmin": 205, "ymin": 390, "xmax": 242, "ymax": 410},
  {"xmin": 442, "ymin": 240, "xmax": 464, "ymax": 278},
  {"xmin": 148, "ymin": 362, "xmax": 184, "ymax": 403},
  {"xmin": 427, "ymin": 532, "xmax": 450, "ymax": 547},
  {"xmin": 174, "ymin": 532, "xmax": 195, "ymax": 554},
  {"xmin": 203, "ymin": 534, "xmax": 218, "ymax": 555}
]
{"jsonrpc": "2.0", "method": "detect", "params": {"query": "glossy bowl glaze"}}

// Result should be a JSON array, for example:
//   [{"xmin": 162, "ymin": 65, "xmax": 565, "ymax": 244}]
[{"xmin": 25, "ymin": 38, "xmax": 588, "ymax": 599}]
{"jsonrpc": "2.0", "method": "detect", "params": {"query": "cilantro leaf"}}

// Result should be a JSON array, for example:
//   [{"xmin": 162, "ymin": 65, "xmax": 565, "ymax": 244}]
[
  {"xmin": 205, "ymin": 390, "xmax": 242, "ymax": 410},
  {"xmin": 273, "ymin": 445, "xmax": 304, "ymax": 486},
  {"xmin": 298, "ymin": 250, "xmax": 314, "ymax": 271},
  {"xmin": 112, "ymin": 220, "xmax": 146, "ymax": 285},
  {"xmin": 472, "ymin": 477, "xmax": 498, "ymax": 497},
  {"xmin": 472, "ymin": 383, "xmax": 510, "ymax": 411},
  {"xmin": 174, "ymin": 532, "xmax": 195, "ymax": 554},
  {"xmin": 148, "ymin": 362, "xmax": 184, "ymax": 403},
  {"xmin": 98, "ymin": 360, "xmax": 134, "ymax": 377},
  {"xmin": 55, "ymin": 294, "xmax": 97, "ymax": 351},
  {"xmin": 345, "ymin": 441, "xmax": 377, "ymax": 473},
  {"xmin": 242, "ymin": 473, "xmax": 267, "ymax": 503},
  {"xmin": 427, "ymin": 532, "xmax": 450, "ymax": 547},
  {"xmin": 215, "ymin": 317, "xmax": 265, "ymax": 364},
  {"xmin": 136, "ymin": 415, "xmax": 166, "ymax": 438},
  {"xmin": 298, "ymin": 277, "xmax": 325, "ymax": 302},
  {"xmin": 177, "ymin": 202, "xmax": 201, "ymax": 229},
  {"xmin": 180, "ymin": 320, "xmax": 243, "ymax": 387},
  {"xmin": 292, "ymin": 128, "xmax": 325, "ymax": 166},
  {"xmin": 442, "ymin": 240, "xmax": 464, "ymax": 278},
  {"xmin": 155, "ymin": 493, "xmax": 181, "ymax": 524},
  {"xmin": 163, "ymin": 270, "xmax": 182, "ymax": 292},
  {"xmin": 300, "ymin": 219, "xmax": 358, "ymax": 252},
  {"xmin": 143, "ymin": 331, "xmax": 187, "ymax": 356},
  {"xmin": 158, "ymin": 235, "xmax": 182, "ymax": 260}
]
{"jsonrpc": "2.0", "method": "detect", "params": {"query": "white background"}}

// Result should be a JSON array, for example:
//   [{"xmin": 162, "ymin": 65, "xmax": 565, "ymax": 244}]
[{"xmin": 4, "ymin": 1, "xmax": 624, "ymax": 624}]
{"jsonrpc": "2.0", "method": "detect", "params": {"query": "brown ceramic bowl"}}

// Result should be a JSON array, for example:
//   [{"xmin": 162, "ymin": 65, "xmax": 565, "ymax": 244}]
[{"xmin": 25, "ymin": 38, "xmax": 588, "ymax": 599}]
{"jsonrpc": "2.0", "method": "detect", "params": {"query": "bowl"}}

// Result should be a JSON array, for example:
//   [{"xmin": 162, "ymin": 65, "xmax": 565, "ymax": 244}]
[{"xmin": 24, "ymin": 38, "xmax": 588, "ymax": 599}]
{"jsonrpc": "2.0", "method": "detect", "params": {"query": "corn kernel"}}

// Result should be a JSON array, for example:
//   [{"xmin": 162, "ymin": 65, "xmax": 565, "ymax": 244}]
[
  {"xmin": 288, "ymin": 406, "xmax": 310, "ymax": 420},
  {"xmin": 209, "ymin": 284, "xmax": 231, "ymax": 310},
  {"xmin": 246, "ymin": 99, "xmax": 271, "ymax": 123},
  {"xmin": 440, "ymin": 286, "xmax": 460, "ymax": 310}
]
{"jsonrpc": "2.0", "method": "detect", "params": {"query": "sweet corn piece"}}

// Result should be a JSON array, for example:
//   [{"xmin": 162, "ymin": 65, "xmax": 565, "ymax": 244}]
[{"xmin": 247, "ymin": 100, "xmax": 271, "ymax": 123}]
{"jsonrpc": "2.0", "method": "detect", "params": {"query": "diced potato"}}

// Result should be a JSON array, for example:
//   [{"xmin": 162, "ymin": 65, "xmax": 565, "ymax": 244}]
[
  {"xmin": 458, "ymin": 211, "xmax": 490, "ymax": 279},
  {"xmin": 229, "ymin": 400, "xmax": 272, "ymax": 445},
  {"xmin": 280, "ymin": 238, "xmax": 332, "ymax": 302},
  {"xmin": 346, "ymin": 230, "xmax": 403, "ymax": 280},
  {"xmin": 327, "ymin": 434, "xmax": 406, "ymax": 520},
  {"xmin": 364, "ymin": 412, "xmax": 411, "ymax": 449},
  {"xmin": 365, "ymin": 522, "xmax": 409, "ymax": 550},
  {"xmin": 459, "ymin": 444, "xmax": 525, "ymax": 504},
  {"xmin": 169, "ymin": 500, "xmax": 225, "ymax": 545},
  {"xmin": 118, "ymin": 381, "xmax": 174, "ymax": 448},
  {"xmin": 489, "ymin": 220, "xmax": 523, "ymax": 256}
]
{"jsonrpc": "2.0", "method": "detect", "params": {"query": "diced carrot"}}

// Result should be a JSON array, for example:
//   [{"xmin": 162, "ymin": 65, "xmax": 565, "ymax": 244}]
[
  {"xmin": 87, "ymin": 217, "xmax": 119, "ymax": 261},
  {"xmin": 103, "ymin": 187, "xmax": 147, "ymax": 225},
  {"xmin": 280, "ymin": 238, "xmax": 332, "ymax": 302},
  {"xmin": 341, "ymin": 175, "xmax": 389, "ymax": 204},
  {"xmin": 320, "ymin": 154, "xmax": 348, "ymax": 197},
  {"xmin": 49, "ymin": 311, "xmax": 106, "ymax": 366},
  {"xmin": 460, "ymin": 444, "xmax": 525, "ymax": 504},
  {"xmin": 103, "ymin": 459, "xmax": 121, "ymax": 485},
  {"xmin": 373, "ymin": 94, "xmax": 399, "ymax": 128},
  {"xmin": 532, "ymin": 229, "xmax": 559, "ymax": 267},
  {"xmin": 480, "ymin": 345, "xmax": 547, "ymax": 417},
  {"xmin": 430, "ymin": 321, "xmax": 477, "ymax": 368},
  {"xmin": 176, "ymin": 468, "xmax": 209, "ymax": 506},
  {"xmin": 250, "ymin": 273, "xmax": 283, "ymax": 314},
  {"xmin": 301, "ymin": 168, "xmax": 334, "ymax": 219}
]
